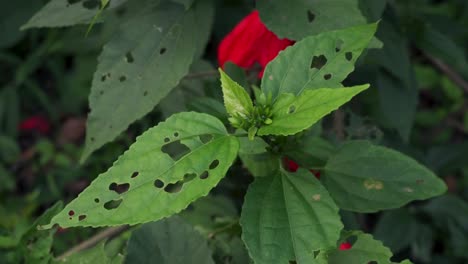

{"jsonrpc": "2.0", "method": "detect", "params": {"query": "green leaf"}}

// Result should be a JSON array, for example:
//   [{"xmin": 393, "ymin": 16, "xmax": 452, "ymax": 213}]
[
  {"xmin": 219, "ymin": 69, "xmax": 253, "ymax": 119},
  {"xmin": 21, "ymin": 0, "xmax": 126, "ymax": 29},
  {"xmin": 370, "ymin": 21, "xmax": 418, "ymax": 141},
  {"xmin": 57, "ymin": 242, "xmax": 123, "ymax": 264},
  {"xmin": 171, "ymin": 0, "xmax": 195, "ymax": 9},
  {"xmin": 285, "ymin": 136, "xmax": 335, "ymax": 168},
  {"xmin": 258, "ymin": 85, "xmax": 369, "ymax": 136},
  {"xmin": 323, "ymin": 141, "xmax": 447, "ymax": 212},
  {"xmin": 81, "ymin": 1, "xmax": 212, "ymax": 161},
  {"xmin": 373, "ymin": 209, "xmax": 418, "ymax": 253},
  {"xmin": 261, "ymin": 23, "xmax": 377, "ymax": 101},
  {"xmin": 43, "ymin": 112, "xmax": 239, "ymax": 228},
  {"xmin": 257, "ymin": 0, "xmax": 367, "ymax": 40},
  {"xmin": 328, "ymin": 231, "xmax": 394, "ymax": 264},
  {"xmin": 20, "ymin": 202, "xmax": 63, "ymax": 264},
  {"xmin": 240, "ymin": 169, "xmax": 343, "ymax": 264},
  {"xmin": 239, "ymin": 152, "xmax": 278, "ymax": 178},
  {"xmin": 0, "ymin": 0, "xmax": 42, "ymax": 48},
  {"xmin": 125, "ymin": 216, "xmax": 214, "ymax": 264}
]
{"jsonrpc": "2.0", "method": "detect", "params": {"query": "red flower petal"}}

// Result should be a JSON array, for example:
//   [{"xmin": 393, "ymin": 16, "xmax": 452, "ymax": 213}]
[
  {"xmin": 19, "ymin": 115, "xmax": 50, "ymax": 134},
  {"xmin": 283, "ymin": 157, "xmax": 299, "ymax": 172},
  {"xmin": 218, "ymin": 10, "xmax": 293, "ymax": 77},
  {"xmin": 339, "ymin": 242, "xmax": 352, "ymax": 250}
]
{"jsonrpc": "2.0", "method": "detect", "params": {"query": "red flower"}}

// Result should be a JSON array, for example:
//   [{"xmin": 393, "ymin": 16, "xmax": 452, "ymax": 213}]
[
  {"xmin": 283, "ymin": 157, "xmax": 321, "ymax": 179},
  {"xmin": 339, "ymin": 242, "xmax": 352, "ymax": 250},
  {"xmin": 218, "ymin": 10, "xmax": 293, "ymax": 76},
  {"xmin": 19, "ymin": 115, "xmax": 50, "ymax": 134}
]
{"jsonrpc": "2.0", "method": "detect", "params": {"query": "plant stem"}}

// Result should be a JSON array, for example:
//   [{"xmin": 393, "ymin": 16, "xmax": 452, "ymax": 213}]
[
  {"xmin": 424, "ymin": 53, "xmax": 468, "ymax": 94},
  {"xmin": 56, "ymin": 225, "xmax": 130, "ymax": 260}
]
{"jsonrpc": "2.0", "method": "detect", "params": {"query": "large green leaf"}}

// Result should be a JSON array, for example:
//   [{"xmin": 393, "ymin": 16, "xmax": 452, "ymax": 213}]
[
  {"xmin": 261, "ymin": 23, "xmax": 377, "ymax": 101},
  {"xmin": 219, "ymin": 69, "xmax": 253, "ymax": 118},
  {"xmin": 258, "ymin": 85, "xmax": 369, "ymax": 136},
  {"xmin": 257, "ymin": 0, "xmax": 367, "ymax": 40},
  {"xmin": 323, "ymin": 141, "xmax": 447, "ymax": 212},
  {"xmin": 240, "ymin": 169, "xmax": 343, "ymax": 264},
  {"xmin": 81, "ymin": 0, "xmax": 212, "ymax": 161},
  {"xmin": 43, "ymin": 112, "xmax": 239, "ymax": 228},
  {"xmin": 125, "ymin": 216, "xmax": 214, "ymax": 264},
  {"xmin": 21, "ymin": 0, "xmax": 127, "ymax": 29}
]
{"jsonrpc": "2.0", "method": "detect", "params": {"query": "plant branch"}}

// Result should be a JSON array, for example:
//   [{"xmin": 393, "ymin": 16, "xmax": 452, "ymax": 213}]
[
  {"xmin": 424, "ymin": 53, "xmax": 468, "ymax": 94},
  {"xmin": 56, "ymin": 225, "xmax": 130, "ymax": 260},
  {"xmin": 333, "ymin": 109, "xmax": 346, "ymax": 140}
]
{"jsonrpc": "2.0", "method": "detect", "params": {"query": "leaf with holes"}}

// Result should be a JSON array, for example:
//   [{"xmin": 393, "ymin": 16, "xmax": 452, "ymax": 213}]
[
  {"xmin": 323, "ymin": 141, "xmax": 447, "ymax": 213},
  {"xmin": 258, "ymin": 85, "xmax": 369, "ymax": 136},
  {"xmin": 81, "ymin": 0, "xmax": 213, "ymax": 161},
  {"xmin": 257, "ymin": 0, "xmax": 367, "ymax": 40},
  {"xmin": 261, "ymin": 23, "xmax": 377, "ymax": 101},
  {"xmin": 219, "ymin": 69, "xmax": 253, "ymax": 119},
  {"xmin": 327, "ymin": 231, "xmax": 413, "ymax": 264},
  {"xmin": 125, "ymin": 216, "xmax": 214, "ymax": 264},
  {"xmin": 42, "ymin": 112, "xmax": 239, "ymax": 228},
  {"xmin": 21, "ymin": 0, "xmax": 127, "ymax": 29},
  {"xmin": 240, "ymin": 169, "xmax": 343, "ymax": 264}
]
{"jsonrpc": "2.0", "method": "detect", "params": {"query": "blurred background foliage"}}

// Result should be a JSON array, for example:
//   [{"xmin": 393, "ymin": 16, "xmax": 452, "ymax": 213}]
[{"xmin": 0, "ymin": 0, "xmax": 467, "ymax": 263}]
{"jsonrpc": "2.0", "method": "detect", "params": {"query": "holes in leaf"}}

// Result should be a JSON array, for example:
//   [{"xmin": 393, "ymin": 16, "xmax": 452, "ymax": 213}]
[
  {"xmin": 104, "ymin": 199, "xmax": 122, "ymax": 210},
  {"xmin": 131, "ymin": 171, "xmax": 139, "ymax": 178},
  {"xmin": 125, "ymin": 52, "xmax": 134, "ymax": 63},
  {"xmin": 67, "ymin": 0, "xmax": 81, "ymax": 4},
  {"xmin": 109, "ymin": 182, "xmax": 130, "ymax": 194},
  {"xmin": 288, "ymin": 105, "xmax": 296, "ymax": 114},
  {"xmin": 209, "ymin": 160, "xmax": 219, "ymax": 170},
  {"xmin": 143, "ymin": 91, "xmax": 148, "ymax": 96},
  {"xmin": 101, "ymin": 75, "xmax": 107, "ymax": 82},
  {"xmin": 174, "ymin": 132, "xmax": 179, "ymax": 137},
  {"xmin": 82, "ymin": 0, "xmax": 99, "ymax": 9},
  {"xmin": 154, "ymin": 179, "xmax": 164, "ymax": 188},
  {"xmin": 324, "ymin": 74, "xmax": 332, "ymax": 80},
  {"xmin": 161, "ymin": 140, "xmax": 190, "ymax": 161},
  {"xmin": 119, "ymin": 76, "xmax": 127, "ymax": 82},
  {"xmin": 199, "ymin": 134, "xmax": 213, "ymax": 144},
  {"xmin": 345, "ymin": 52, "xmax": 353, "ymax": 61},
  {"xmin": 310, "ymin": 55, "xmax": 327, "ymax": 70},
  {"xmin": 307, "ymin": 10, "xmax": 315, "ymax": 23},
  {"xmin": 78, "ymin": 215, "xmax": 87, "ymax": 221},
  {"xmin": 199, "ymin": 171, "xmax": 209, "ymax": 180},
  {"xmin": 160, "ymin": 48, "xmax": 167, "ymax": 54},
  {"xmin": 335, "ymin": 39, "xmax": 344, "ymax": 52},
  {"xmin": 90, "ymin": 137, "xmax": 95, "ymax": 142},
  {"xmin": 164, "ymin": 137, "xmax": 170, "ymax": 143},
  {"xmin": 94, "ymin": 198, "xmax": 100, "ymax": 203},
  {"xmin": 68, "ymin": 210, "xmax": 75, "ymax": 216},
  {"xmin": 368, "ymin": 262, "xmax": 378, "ymax": 264},
  {"xmin": 164, "ymin": 182, "xmax": 183, "ymax": 193}
]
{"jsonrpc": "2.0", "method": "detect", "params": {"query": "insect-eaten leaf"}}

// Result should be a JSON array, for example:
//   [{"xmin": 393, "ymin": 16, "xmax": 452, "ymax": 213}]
[{"xmin": 42, "ymin": 112, "xmax": 239, "ymax": 228}]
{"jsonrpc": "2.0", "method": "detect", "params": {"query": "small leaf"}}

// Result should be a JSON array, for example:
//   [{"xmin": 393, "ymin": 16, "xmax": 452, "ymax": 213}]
[
  {"xmin": 240, "ymin": 169, "xmax": 343, "ymax": 264},
  {"xmin": 261, "ymin": 23, "xmax": 377, "ymax": 101},
  {"xmin": 323, "ymin": 140, "xmax": 447, "ymax": 212},
  {"xmin": 125, "ymin": 216, "xmax": 214, "ymax": 264},
  {"xmin": 82, "ymin": 0, "xmax": 212, "ymax": 161},
  {"xmin": 59, "ymin": 242, "xmax": 122, "ymax": 264},
  {"xmin": 219, "ymin": 69, "xmax": 253, "ymax": 119},
  {"xmin": 328, "ymin": 231, "xmax": 394, "ymax": 264},
  {"xmin": 43, "ymin": 112, "xmax": 239, "ymax": 228},
  {"xmin": 257, "ymin": 0, "xmax": 367, "ymax": 40},
  {"xmin": 258, "ymin": 85, "xmax": 369, "ymax": 136}
]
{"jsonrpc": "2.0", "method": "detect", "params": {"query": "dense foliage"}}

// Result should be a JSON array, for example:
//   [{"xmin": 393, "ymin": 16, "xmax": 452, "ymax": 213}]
[{"xmin": 1, "ymin": 0, "xmax": 467, "ymax": 263}]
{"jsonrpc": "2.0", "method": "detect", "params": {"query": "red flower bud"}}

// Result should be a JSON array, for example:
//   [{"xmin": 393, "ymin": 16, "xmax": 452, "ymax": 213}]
[
  {"xmin": 18, "ymin": 115, "xmax": 50, "ymax": 134},
  {"xmin": 339, "ymin": 242, "xmax": 352, "ymax": 250},
  {"xmin": 218, "ymin": 10, "xmax": 293, "ymax": 77}
]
